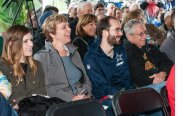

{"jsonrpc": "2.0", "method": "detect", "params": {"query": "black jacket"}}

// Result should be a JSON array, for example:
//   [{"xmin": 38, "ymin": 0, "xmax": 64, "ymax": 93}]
[
  {"xmin": 125, "ymin": 43, "xmax": 173, "ymax": 87},
  {"xmin": 69, "ymin": 18, "xmax": 78, "ymax": 41},
  {"xmin": 72, "ymin": 35, "xmax": 95, "ymax": 60}
]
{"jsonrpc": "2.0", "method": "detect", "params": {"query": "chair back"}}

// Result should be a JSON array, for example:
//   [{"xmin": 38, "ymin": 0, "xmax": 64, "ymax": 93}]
[
  {"xmin": 160, "ymin": 86, "xmax": 171, "ymax": 116},
  {"xmin": 112, "ymin": 88, "xmax": 168, "ymax": 116},
  {"xmin": 46, "ymin": 98, "xmax": 106, "ymax": 116}
]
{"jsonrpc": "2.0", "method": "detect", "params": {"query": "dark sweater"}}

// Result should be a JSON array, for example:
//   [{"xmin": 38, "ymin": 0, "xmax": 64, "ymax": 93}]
[
  {"xmin": 125, "ymin": 43, "xmax": 173, "ymax": 87},
  {"xmin": 72, "ymin": 35, "xmax": 95, "ymax": 60},
  {"xmin": 69, "ymin": 18, "xmax": 78, "ymax": 41}
]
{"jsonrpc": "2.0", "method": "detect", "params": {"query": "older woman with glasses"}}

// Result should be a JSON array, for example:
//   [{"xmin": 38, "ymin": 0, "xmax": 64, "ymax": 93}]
[{"xmin": 34, "ymin": 14, "xmax": 92, "ymax": 102}]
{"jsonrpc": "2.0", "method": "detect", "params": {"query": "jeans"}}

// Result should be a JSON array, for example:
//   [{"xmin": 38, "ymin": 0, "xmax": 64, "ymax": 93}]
[
  {"xmin": 0, "ymin": 93, "xmax": 18, "ymax": 116},
  {"xmin": 143, "ymin": 81, "xmax": 166, "ymax": 93}
]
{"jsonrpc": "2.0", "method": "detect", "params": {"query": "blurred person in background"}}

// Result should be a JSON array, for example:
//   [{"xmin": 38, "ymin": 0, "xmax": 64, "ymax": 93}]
[
  {"xmin": 68, "ymin": 2, "xmax": 78, "ymax": 23},
  {"xmin": 106, "ymin": 2, "xmax": 116, "ymax": 16},
  {"xmin": 113, "ymin": 8, "xmax": 122, "ymax": 22},
  {"xmin": 69, "ymin": 1, "xmax": 93, "ymax": 41}
]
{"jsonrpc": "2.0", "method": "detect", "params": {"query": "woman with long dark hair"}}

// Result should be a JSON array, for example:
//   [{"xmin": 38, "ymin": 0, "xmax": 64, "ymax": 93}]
[{"xmin": 0, "ymin": 25, "xmax": 46, "ymax": 109}]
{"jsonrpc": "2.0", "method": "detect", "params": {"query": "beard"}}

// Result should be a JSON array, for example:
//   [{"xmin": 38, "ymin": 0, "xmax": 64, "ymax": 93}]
[{"xmin": 107, "ymin": 34, "xmax": 121, "ymax": 46}]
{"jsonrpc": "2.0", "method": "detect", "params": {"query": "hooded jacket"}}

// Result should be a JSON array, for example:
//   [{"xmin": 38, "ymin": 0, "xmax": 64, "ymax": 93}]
[
  {"xmin": 83, "ymin": 39, "xmax": 132, "ymax": 99},
  {"xmin": 34, "ymin": 41, "xmax": 91, "ymax": 102}
]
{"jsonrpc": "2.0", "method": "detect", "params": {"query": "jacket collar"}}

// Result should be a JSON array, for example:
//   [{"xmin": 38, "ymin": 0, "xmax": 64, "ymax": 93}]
[{"xmin": 45, "ymin": 41, "xmax": 78, "ymax": 56}]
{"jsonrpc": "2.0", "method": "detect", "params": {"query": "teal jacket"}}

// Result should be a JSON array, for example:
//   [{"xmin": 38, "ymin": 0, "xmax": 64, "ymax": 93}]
[{"xmin": 0, "ymin": 36, "xmax": 3, "ymax": 57}]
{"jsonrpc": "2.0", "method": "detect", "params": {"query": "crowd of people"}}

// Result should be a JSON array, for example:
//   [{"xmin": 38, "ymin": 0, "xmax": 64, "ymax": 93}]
[{"xmin": 0, "ymin": 0, "xmax": 175, "ymax": 116}]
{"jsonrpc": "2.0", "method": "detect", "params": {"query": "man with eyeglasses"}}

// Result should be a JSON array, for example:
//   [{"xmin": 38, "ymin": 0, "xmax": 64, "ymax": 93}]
[
  {"xmin": 124, "ymin": 19, "xmax": 173, "ymax": 93},
  {"xmin": 83, "ymin": 16, "xmax": 133, "ymax": 116}
]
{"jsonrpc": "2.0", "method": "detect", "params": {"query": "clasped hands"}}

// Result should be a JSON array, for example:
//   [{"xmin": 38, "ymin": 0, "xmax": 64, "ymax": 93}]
[{"xmin": 149, "ymin": 71, "xmax": 167, "ymax": 84}]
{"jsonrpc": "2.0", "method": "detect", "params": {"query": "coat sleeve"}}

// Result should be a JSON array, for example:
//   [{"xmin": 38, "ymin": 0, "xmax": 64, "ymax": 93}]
[
  {"xmin": 34, "ymin": 60, "xmax": 47, "ymax": 96},
  {"xmin": 46, "ymin": 86, "xmax": 73, "ymax": 102},
  {"xmin": 34, "ymin": 52, "xmax": 74, "ymax": 102},
  {"xmin": 83, "ymin": 57, "xmax": 119, "ymax": 98},
  {"xmin": 33, "ymin": 52, "xmax": 48, "ymax": 72},
  {"xmin": 128, "ymin": 57, "xmax": 154, "ymax": 87},
  {"xmin": 71, "ymin": 50, "xmax": 92, "ymax": 95},
  {"xmin": 152, "ymin": 46, "xmax": 173, "ymax": 80}
]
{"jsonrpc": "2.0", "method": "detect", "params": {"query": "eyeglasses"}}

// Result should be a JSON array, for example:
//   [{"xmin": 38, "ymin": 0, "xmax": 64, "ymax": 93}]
[
  {"xmin": 131, "ymin": 30, "xmax": 147, "ymax": 38},
  {"xmin": 109, "ymin": 28, "xmax": 123, "ymax": 33}
]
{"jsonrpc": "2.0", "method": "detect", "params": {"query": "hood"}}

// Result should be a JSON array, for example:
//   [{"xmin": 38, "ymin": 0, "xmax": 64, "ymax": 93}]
[
  {"xmin": 87, "ymin": 38, "xmax": 124, "ymax": 58},
  {"xmin": 45, "ymin": 41, "xmax": 78, "ymax": 56},
  {"xmin": 87, "ymin": 38, "xmax": 104, "ymax": 57}
]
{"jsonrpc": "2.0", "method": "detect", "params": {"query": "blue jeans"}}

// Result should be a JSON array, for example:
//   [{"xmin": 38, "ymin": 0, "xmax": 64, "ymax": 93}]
[
  {"xmin": 143, "ymin": 81, "xmax": 166, "ymax": 93},
  {"xmin": 0, "ymin": 93, "xmax": 18, "ymax": 116}
]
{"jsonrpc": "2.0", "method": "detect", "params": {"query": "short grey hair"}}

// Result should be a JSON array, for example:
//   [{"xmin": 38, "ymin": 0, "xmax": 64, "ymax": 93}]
[
  {"xmin": 77, "ymin": 1, "xmax": 92, "ymax": 12},
  {"xmin": 123, "ymin": 19, "xmax": 144, "ymax": 35}
]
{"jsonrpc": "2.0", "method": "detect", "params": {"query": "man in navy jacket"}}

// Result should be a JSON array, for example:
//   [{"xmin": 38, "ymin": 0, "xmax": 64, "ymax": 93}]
[{"xmin": 83, "ymin": 17, "xmax": 133, "ymax": 115}]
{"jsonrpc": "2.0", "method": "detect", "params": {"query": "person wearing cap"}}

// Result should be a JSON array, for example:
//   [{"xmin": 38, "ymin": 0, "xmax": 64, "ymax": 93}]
[
  {"xmin": 39, "ymin": 11, "xmax": 54, "ymax": 27},
  {"xmin": 68, "ymin": 2, "xmax": 78, "ymax": 23},
  {"xmin": 159, "ymin": 10, "xmax": 173, "ymax": 33},
  {"xmin": 39, "ymin": 5, "xmax": 59, "ymax": 27},
  {"xmin": 42, "ymin": 5, "xmax": 59, "ymax": 14}
]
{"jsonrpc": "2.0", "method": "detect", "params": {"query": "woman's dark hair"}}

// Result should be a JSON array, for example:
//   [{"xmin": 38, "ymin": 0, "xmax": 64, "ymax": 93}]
[
  {"xmin": 94, "ymin": 2, "xmax": 104, "ymax": 11},
  {"xmin": 2, "ymin": 25, "xmax": 37, "ymax": 84},
  {"xmin": 76, "ymin": 14, "xmax": 97, "ymax": 37}
]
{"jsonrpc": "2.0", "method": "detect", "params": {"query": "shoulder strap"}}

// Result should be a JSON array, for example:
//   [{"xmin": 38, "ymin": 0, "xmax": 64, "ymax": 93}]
[{"xmin": 72, "ymin": 37, "xmax": 88, "ymax": 45}]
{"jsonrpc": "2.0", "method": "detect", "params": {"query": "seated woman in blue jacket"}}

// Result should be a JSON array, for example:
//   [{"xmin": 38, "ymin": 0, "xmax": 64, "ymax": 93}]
[{"xmin": 34, "ymin": 14, "xmax": 92, "ymax": 102}]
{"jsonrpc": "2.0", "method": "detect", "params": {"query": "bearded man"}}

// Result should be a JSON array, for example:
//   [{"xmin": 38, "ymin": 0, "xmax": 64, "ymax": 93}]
[{"xmin": 83, "ymin": 16, "xmax": 133, "ymax": 116}]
